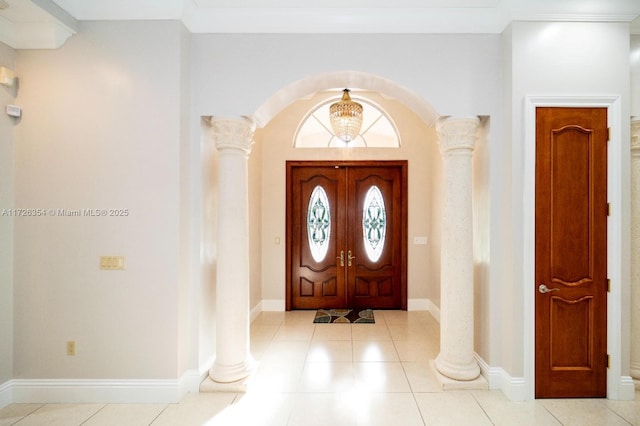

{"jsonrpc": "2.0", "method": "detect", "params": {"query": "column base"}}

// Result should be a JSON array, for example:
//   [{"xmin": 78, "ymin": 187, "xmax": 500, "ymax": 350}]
[
  {"xmin": 200, "ymin": 375, "xmax": 251, "ymax": 393},
  {"xmin": 208, "ymin": 357, "xmax": 256, "ymax": 384},
  {"xmin": 430, "ymin": 360, "xmax": 488, "ymax": 391},
  {"xmin": 434, "ymin": 353, "xmax": 481, "ymax": 381}
]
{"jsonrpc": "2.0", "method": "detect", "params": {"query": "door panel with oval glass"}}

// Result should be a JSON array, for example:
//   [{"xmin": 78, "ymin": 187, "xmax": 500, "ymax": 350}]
[{"xmin": 287, "ymin": 161, "xmax": 407, "ymax": 310}]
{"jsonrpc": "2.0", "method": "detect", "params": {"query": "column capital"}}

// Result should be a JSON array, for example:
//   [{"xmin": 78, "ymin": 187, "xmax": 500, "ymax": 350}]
[
  {"xmin": 206, "ymin": 116, "xmax": 256, "ymax": 154},
  {"xmin": 632, "ymin": 119, "xmax": 640, "ymax": 153},
  {"xmin": 436, "ymin": 116, "xmax": 480, "ymax": 155}
]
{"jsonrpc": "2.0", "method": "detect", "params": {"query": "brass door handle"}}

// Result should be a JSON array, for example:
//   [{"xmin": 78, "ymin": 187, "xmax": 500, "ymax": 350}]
[
  {"xmin": 337, "ymin": 250, "xmax": 344, "ymax": 267},
  {"xmin": 347, "ymin": 250, "xmax": 355, "ymax": 267}
]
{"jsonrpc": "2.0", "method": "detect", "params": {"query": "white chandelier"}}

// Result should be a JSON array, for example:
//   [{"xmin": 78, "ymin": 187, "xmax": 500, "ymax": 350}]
[{"xmin": 329, "ymin": 89, "xmax": 363, "ymax": 143}]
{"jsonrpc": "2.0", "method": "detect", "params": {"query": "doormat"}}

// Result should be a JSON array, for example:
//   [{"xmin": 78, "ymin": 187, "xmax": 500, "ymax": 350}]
[{"xmin": 313, "ymin": 309, "xmax": 375, "ymax": 324}]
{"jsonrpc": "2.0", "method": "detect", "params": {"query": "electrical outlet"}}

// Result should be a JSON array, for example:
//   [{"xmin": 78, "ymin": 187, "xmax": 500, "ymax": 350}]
[
  {"xmin": 66, "ymin": 341, "xmax": 76, "ymax": 356},
  {"xmin": 413, "ymin": 236, "xmax": 428, "ymax": 245}
]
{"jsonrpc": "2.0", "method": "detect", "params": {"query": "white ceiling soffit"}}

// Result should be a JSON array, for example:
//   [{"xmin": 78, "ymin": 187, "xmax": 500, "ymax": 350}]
[
  {"xmin": 1, "ymin": 0, "xmax": 639, "ymax": 49},
  {"xmin": 53, "ymin": 0, "xmax": 640, "ymax": 31},
  {"xmin": 0, "ymin": 0, "xmax": 77, "ymax": 49},
  {"xmin": 192, "ymin": 0, "xmax": 500, "ymax": 7},
  {"xmin": 183, "ymin": 6, "xmax": 508, "ymax": 34},
  {"xmin": 51, "ymin": 0, "xmax": 184, "ymax": 21},
  {"xmin": 53, "ymin": 0, "xmax": 639, "ymax": 34}
]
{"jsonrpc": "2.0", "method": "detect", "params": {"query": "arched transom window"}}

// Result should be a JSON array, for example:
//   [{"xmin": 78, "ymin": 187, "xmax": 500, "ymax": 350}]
[{"xmin": 294, "ymin": 94, "xmax": 400, "ymax": 148}]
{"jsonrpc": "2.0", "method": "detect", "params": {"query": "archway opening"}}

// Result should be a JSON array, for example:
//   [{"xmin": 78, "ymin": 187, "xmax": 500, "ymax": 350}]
[{"xmin": 251, "ymin": 71, "xmax": 444, "ymax": 315}]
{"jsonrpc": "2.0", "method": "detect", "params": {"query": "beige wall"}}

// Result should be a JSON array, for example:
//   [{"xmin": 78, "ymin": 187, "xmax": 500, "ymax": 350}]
[
  {"xmin": 255, "ymin": 91, "xmax": 441, "ymax": 309},
  {"xmin": 506, "ymin": 21, "xmax": 631, "ymax": 385},
  {"xmin": 199, "ymin": 123, "xmax": 218, "ymax": 371},
  {"xmin": 177, "ymin": 24, "xmax": 193, "ymax": 378},
  {"xmin": 0, "ymin": 41, "xmax": 16, "ymax": 386},
  {"xmin": 12, "ymin": 21, "xmax": 188, "ymax": 380}
]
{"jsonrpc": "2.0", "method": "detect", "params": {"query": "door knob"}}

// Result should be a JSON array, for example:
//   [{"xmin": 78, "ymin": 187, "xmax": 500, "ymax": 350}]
[
  {"xmin": 336, "ymin": 250, "xmax": 344, "ymax": 267},
  {"xmin": 538, "ymin": 284, "xmax": 560, "ymax": 294},
  {"xmin": 347, "ymin": 250, "xmax": 356, "ymax": 267}
]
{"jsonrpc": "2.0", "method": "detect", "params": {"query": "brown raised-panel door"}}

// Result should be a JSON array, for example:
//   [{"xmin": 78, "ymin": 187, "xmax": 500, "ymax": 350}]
[
  {"xmin": 347, "ymin": 166, "xmax": 404, "ymax": 309},
  {"xmin": 289, "ymin": 165, "xmax": 347, "ymax": 309},
  {"xmin": 287, "ymin": 161, "xmax": 407, "ymax": 310},
  {"xmin": 535, "ymin": 107, "xmax": 608, "ymax": 398}
]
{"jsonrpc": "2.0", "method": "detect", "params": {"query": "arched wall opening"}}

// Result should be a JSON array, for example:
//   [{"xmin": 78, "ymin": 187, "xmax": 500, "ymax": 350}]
[
  {"xmin": 247, "ymin": 71, "xmax": 448, "ymax": 315},
  {"xmin": 252, "ymin": 70, "xmax": 441, "ymax": 128},
  {"xmin": 200, "ymin": 68, "xmax": 492, "ymax": 395}
]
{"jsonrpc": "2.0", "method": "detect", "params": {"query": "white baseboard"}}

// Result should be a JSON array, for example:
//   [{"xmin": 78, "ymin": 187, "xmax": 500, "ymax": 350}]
[
  {"xmin": 179, "ymin": 369, "xmax": 205, "ymax": 395},
  {"xmin": 475, "ymin": 355, "xmax": 637, "ymax": 401},
  {"xmin": 250, "ymin": 302, "xmax": 262, "ymax": 322},
  {"xmin": 408, "ymin": 298, "xmax": 441, "ymax": 322},
  {"xmin": 0, "ymin": 380, "xmax": 11, "ymax": 409},
  {"xmin": 9, "ymin": 377, "xmax": 189, "ymax": 405},
  {"xmin": 261, "ymin": 299, "xmax": 285, "ymax": 311},
  {"xmin": 618, "ymin": 376, "xmax": 637, "ymax": 400},
  {"xmin": 407, "ymin": 298, "xmax": 429, "ymax": 311},
  {"xmin": 476, "ymin": 354, "xmax": 527, "ymax": 401},
  {"xmin": 0, "ymin": 349, "xmax": 238, "ymax": 408}
]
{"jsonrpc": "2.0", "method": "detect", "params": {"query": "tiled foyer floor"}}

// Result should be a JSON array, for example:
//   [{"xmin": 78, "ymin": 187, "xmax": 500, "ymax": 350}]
[{"xmin": 1, "ymin": 310, "xmax": 639, "ymax": 425}]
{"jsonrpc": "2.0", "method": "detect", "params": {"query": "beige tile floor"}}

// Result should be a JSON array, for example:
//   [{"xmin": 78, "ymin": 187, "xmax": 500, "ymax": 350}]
[{"xmin": 1, "ymin": 310, "xmax": 639, "ymax": 425}]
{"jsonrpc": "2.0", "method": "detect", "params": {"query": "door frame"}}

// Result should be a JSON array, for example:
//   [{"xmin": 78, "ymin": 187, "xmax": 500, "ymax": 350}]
[
  {"xmin": 285, "ymin": 160, "xmax": 408, "ymax": 311},
  {"xmin": 523, "ymin": 95, "xmax": 629, "ymax": 400}
]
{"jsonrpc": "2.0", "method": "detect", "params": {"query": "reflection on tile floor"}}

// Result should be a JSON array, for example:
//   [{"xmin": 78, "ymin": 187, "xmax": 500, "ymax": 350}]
[{"xmin": 1, "ymin": 310, "xmax": 638, "ymax": 425}]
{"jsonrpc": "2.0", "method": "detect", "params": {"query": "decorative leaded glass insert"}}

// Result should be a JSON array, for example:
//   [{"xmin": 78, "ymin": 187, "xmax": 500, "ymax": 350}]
[
  {"xmin": 363, "ymin": 185, "xmax": 386, "ymax": 262},
  {"xmin": 307, "ymin": 185, "xmax": 331, "ymax": 262}
]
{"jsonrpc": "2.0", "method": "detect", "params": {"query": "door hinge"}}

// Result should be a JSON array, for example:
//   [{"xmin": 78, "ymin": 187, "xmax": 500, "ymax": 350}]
[
  {"xmin": 607, "ymin": 354, "xmax": 611, "ymax": 368},
  {"xmin": 607, "ymin": 127, "xmax": 611, "ymax": 141},
  {"xmin": 607, "ymin": 279, "xmax": 611, "ymax": 292},
  {"xmin": 606, "ymin": 203, "xmax": 611, "ymax": 216}
]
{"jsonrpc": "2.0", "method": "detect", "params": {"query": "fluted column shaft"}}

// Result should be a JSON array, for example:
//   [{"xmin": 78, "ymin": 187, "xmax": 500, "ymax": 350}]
[
  {"xmin": 631, "ymin": 119, "xmax": 640, "ymax": 388},
  {"xmin": 434, "ymin": 116, "xmax": 481, "ymax": 381},
  {"xmin": 207, "ymin": 116, "xmax": 256, "ymax": 383}
]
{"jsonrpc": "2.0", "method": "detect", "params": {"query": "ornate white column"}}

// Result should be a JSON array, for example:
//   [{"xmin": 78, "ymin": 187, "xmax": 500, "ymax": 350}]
[
  {"xmin": 631, "ymin": 118, "xmax": 640, "ymax": 389},
  {"xmin": 207, "ymin": 116, "xmax": 256, "ymax": 383},
  {"xmin": 434, "ymin": 116, "xmax": 481, "ymax": 383}
]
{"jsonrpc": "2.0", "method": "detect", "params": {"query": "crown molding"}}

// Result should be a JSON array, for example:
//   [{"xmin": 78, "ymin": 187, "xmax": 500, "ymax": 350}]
[
  {"xmin": 511, "ymin": 12, "xmax": 639, "ymax": 23},
  {"xmin": 1, "ymin": 0, "xmax": 638, "ymax": 49},
  {"xmin": 0, "ymin": 0, "xmax": 76, "ymax": 49}
]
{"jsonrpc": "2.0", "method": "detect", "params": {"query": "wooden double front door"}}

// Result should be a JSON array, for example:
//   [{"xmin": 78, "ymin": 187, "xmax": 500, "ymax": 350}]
[
  {"xmin": 286, "ymin": 161, "xmax": 407, "ymax": 310},
  {"xmin": 535, "ymin": 107, "xmax": 608, "ymax": 398}
]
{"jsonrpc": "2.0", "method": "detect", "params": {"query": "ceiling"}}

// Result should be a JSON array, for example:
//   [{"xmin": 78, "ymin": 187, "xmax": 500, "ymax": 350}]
[{"xmin": 1, "ymin": 0, "xmax": 639, "ymax": 49}]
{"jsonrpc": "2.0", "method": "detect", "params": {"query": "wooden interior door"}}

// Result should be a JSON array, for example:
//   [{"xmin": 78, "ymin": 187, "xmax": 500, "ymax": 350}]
[
  {"xmin": 535, "ymin": 107, "xmax": 608, "ymax": 398},
  {"xmin": 287, "ymin": 161, "xmax": 407, "ymax": 310}
]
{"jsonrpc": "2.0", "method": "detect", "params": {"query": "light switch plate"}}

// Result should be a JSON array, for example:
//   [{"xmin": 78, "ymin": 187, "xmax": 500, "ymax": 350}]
[
  {"xmin": 6, "ymin": 105, "xmax": 21, "ymax": 117},
  {"xmin": 100, "ymin": 256, "xmax": 126, "ymax": 270},
  {"xmin": 0, "ymin": 66, "xmax": 14, "ymax": 87}
]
